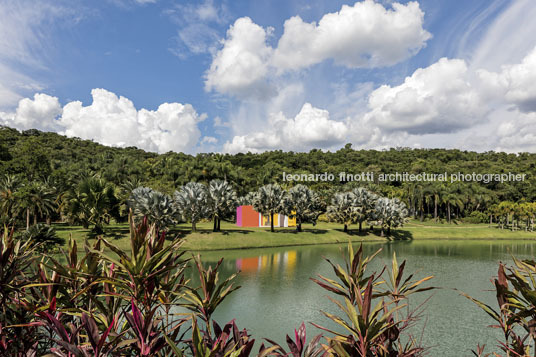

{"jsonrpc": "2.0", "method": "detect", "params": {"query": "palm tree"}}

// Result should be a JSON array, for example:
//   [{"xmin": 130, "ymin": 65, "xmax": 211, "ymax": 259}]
[
  {"xmin": 281, "ymin": 184, "xmax": 323, "ymax": 232},
  {"xmin": 415, "ymin": 183, "xmax": 426, "ymax": 222},
  {"xmin": 497, "ymin": 201, "xmax": 516, "ymax": 230},
  {"xmin": 174, "ymin": 182, "xmax": 208, "ymax": 232},
  {"xmin": 252, "ymin": 184, "xmax": 285, "ymax": 232},
  {"xmin": 441, "ymin": 185, "xmax": 464, "ymax": 224},
  {"xmin": 207, "ymin": 180, "xmax": 237, "ymax": 232},
  {"xmin": 327, "ymin": 192, "xmax": 354, "ymax": 233},
  {"xmin": 61, "ymin": 177, "xmax": 118, "ymax": 234},
  {"xmin": 427, "ymin": 182, "xmax": 442, "ymax": 222},
  {"xmin": 519, "ymin": 202, "xmax": 535, "ymax": 231},
  {"xmin": 0, "ymin": 174, "xmax": 21, "ymax": 224},
  {"xmin": 127, "ymin": 187, "xmax": 177, "ymax": 230},
  {"xmin": 14, "ymin": 181, "xmax": 56, "ymax": 229},
  {"xmin": 373, "ymin": 197, "xmax": 408, "ymax": 236},
  {"xmin": 351, "ymin": 187, "xmax": 377, "ymax": 233},
  {"xmin": 210, "ymin": 154, "xmax": 234, "ymax": 182}
]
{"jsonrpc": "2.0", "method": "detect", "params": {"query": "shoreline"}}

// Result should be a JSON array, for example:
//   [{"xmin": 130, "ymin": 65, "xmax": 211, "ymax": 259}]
[{"xmin": 54, "ymin": 220, "xmax": 536, "ymax": 252}]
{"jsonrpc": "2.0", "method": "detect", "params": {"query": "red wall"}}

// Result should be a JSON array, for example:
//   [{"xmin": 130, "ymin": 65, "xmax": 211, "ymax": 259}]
[{"xmin": 237, "ymin": 205, "xmax": 259, "ymax": 227}]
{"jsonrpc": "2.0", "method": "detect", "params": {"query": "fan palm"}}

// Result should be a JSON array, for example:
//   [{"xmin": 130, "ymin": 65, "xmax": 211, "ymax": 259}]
[
  {"xmin": 373, "ymin": 197, "xmax": 408, "ymax": 236},
  {"xmin": 174, "ymin": 182, "xmax": 208, "ymax": 232},
  {"xmin": 351, "ymin": 187, "xmax": 378, "ymax": 232},
  {"xmin": 281, "ymin": 184, "xmax": 323, "ymax": 232},
  {"xmin": 252, "ymin": 184, "xmax": 285, "ymax": 232},
  {"xmin": 127, "ymin": 187, "xmax": 177, "ymax": 230},
  {"xmin": 327, "ymin": 192, "xmax": 354, "ymax": 233},
  {"xmin": 207, "ymin": 180, "xmax": 237, "ymax": 232}
]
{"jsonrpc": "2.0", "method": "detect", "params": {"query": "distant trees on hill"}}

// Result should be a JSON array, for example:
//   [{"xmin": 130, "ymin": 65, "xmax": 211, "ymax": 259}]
[{"xmin": 0, "ymin": 125, "xmax": 535, "ymax": 232}]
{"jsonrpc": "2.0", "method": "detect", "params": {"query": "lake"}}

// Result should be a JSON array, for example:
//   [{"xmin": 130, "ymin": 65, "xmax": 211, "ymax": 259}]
[{"xmin": 189, "ymin": 240, "xmax": 536, "ymax": 357}]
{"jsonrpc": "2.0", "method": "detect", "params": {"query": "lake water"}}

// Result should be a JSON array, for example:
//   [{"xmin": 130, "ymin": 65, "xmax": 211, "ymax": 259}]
[{"xmin": 190, "ymin": 240, "xmax": 536, "ymax": 357}]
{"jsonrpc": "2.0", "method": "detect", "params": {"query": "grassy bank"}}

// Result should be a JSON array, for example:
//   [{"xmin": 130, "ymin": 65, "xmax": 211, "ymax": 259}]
[{"xmin": 52, "ymin": 219, "xmax": 536, "ymax": 252}]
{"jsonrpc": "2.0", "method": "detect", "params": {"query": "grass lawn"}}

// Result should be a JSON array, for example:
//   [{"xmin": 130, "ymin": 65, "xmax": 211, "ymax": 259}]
[{"xmin": 52, "ymin": 219, "xmax": 536, "ymax": 252}]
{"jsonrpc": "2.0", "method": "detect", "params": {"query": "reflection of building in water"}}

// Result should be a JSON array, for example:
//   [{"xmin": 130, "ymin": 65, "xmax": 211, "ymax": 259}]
[
  {"xmin": 235, "ymin": 251, "xmax": 299, "ymax": 277},
  {"xmin": 260, "ymin": 255, "xmax": 269, "ymax": 271},
  {"xmin": 236, "ymin": 257, "xmax": 259, "ymax": 272},
  {"xmin": 284, "ymin": 251, "xmax": 297, "ymax": 275}
]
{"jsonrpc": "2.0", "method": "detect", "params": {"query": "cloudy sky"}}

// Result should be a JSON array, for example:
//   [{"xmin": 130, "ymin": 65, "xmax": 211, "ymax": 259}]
[{"xmin": 1, "ymin": 0, "xmax": 536, "ymax": 154}]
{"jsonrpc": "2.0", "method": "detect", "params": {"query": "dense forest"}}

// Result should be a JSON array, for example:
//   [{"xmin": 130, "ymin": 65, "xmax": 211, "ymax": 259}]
[{"xmin": 1, "ymin": 125, "xmax": 535, "ymax": 227}]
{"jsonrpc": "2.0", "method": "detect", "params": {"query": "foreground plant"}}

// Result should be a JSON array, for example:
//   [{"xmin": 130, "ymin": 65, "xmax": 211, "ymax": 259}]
[
  {"xmin": 311, "ymin": 243, "xmax": 434, "ymax": 357},
  {"xmin": 0, "ymin": 225, "xmax": 43, "ymax": 355},
  {"xmin": 463, "ymin": 259, "xmax": 536, "ymax": 357},
  {"xmin": 1, "ymin": 209, "xmax": 440, "ymax": 357},
  {"xmin": 261, "ymin": 322, "xmax": 326, "ymax": 357}
]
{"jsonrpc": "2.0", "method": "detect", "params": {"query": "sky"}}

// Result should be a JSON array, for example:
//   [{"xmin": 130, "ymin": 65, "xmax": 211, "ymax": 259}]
[{"xmin": 1, "ymin": 0, "xmax": 536, "ymax": 154}]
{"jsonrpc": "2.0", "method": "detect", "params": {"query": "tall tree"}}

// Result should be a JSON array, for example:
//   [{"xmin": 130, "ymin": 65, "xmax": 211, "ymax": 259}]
[
  {"xmin": 351, "ymin": 187, "xmax": 378, "ymax": 233},
  {"xmin": 281, "ymin": 184, "xmax": 323, "ymax": 232},
  {"xmin": 442, "ymin": 186, "xmax": 464, "ymax": 224},
  {"xmin": 174, "ymin": 182, "xmax": 208, "ymax": 232},
  {"xmin": 207, "ymin": 180, "xmax": 237, "ymax": 232},
  {"xmin": 327, "ymin": 192, "xmax": 354, "ymax": 233},
  {"xmin": 252, "ymin": 184, "xmax": 285, "ymax": 232},
  {"xmin": 14, "ymin": 181, "xmax": 56, "ymax": 229},
  {"xmin": 0, "ymin": 174, "xmax": 21, "ymax": 225}
]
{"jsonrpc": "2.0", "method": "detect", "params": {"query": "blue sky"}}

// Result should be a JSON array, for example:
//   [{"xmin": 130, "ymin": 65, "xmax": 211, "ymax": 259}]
[{"xmin": 2, "ymin": 0, "xmax": 536, "ymax": 153}]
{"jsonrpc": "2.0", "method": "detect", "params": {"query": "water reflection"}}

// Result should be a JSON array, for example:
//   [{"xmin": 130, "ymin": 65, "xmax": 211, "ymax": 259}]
[
  {"xmin": 234, "ymin": 250, "xmax": 298, "ymax": 277},
  {"xmin": 191, "ymin": 240, "xmax": 536, "ymax": 357}
]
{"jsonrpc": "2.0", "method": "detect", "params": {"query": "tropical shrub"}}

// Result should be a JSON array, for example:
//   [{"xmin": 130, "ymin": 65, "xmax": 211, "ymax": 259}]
[
  {"xmin": 464, "ymin": 211, "xmax": 488, "ymax": 224},
  {"xmin": 464, "ymin": 258, "xmax": 536, "ymax": 356},
  {"xmin": 0, "ymin": 225, "xmax": 43, "ymax": 355},
  {"xmin": 311, "ymin": 243, "xmax": 434, "ymax": 356},
  {"xmin": 19, "ymin": 223, "xmax": 64, "ymax": 251}
]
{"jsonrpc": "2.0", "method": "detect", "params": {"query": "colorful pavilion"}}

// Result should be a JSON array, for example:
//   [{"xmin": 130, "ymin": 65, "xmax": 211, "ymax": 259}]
[{"xmin": 236, "ymin": 205, "xmax": 296, "ymax": 227}]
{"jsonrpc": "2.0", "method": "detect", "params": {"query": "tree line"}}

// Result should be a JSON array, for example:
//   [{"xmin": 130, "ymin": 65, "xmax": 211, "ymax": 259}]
[
  {"xmin": 1, "ymin": 170, "xmax": 411, "ymax": 236},
  {"xmin": 1, "ymin": 125, "xmax": 535, "ymax": 231}
]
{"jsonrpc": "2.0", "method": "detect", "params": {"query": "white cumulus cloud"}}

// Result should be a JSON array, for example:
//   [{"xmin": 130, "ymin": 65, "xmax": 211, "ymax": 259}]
[
  {"xmin": 1, "ymin": 89, "xmax": 204, "ymax": 154},
  {"xmin": 205, "ymin": 1, "xmax": 431, "ymax": 98},
  {"xmin": 0, "ymin": 93, "xmax": 62, "ymax": 131},
  {"xmin": 362, "ymin": 57, "xmax": 485, "ymax": 135},
  {"xmin": 273, "ymin": 0, "xmax": 431, "ymax": 71},
  {"xmin": 205, "ymin": 17, "xmax": 275, "ymax": 99},
  {"xmin": 478, "ymin": 46, "xmax": 536, "ymax": 113},
  {"xmin": 224, "ymin": 103, "xmax": 347, "ymax": 153}
]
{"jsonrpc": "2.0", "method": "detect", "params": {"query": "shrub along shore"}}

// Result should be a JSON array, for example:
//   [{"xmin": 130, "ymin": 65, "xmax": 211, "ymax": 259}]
[{"xmin": 53, "ymin": 219, "xmax": 536, "ymax": 252}]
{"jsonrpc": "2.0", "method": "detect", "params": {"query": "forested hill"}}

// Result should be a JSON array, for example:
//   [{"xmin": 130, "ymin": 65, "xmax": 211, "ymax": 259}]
[{"xmin": 1, "ymin": 125, "xmax": 535, "ymax": 202}]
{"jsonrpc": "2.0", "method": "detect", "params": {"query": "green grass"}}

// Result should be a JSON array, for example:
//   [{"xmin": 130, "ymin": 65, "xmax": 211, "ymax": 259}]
[{"xmin": 52, "ymin": 219, "xmax": 536, "ymax": 252}]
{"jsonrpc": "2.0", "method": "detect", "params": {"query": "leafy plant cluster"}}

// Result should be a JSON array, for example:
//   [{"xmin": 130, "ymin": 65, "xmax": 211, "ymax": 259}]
[
  {"xmin": 0, "ymin": 212, "xmax": 436, "ymax": 356},
  {"xmin": 464, "ymin": 258, "xmax": 536, "ymax": 357}
]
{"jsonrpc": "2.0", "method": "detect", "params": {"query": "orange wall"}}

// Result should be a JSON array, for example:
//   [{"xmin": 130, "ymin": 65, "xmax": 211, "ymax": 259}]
[{"xmin": 239, "ymin": 205, "xmax": 259, "ymax": 227}]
